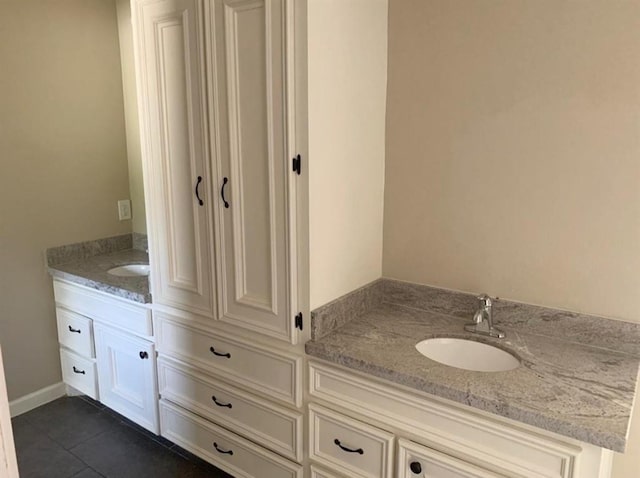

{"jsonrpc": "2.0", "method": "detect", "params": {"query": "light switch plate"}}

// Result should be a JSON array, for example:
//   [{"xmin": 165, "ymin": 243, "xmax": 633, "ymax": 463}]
[{"xmin": 118, "ymin": 199, "xmax": 132, "ymax": 221}]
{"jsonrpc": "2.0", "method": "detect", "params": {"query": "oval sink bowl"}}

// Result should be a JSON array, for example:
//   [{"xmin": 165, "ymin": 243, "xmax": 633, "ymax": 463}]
[
  {"xmin": 416, "ymin": 338, "xmax": 519, "ymax": 372},
  {"xmin": 107, "ymin": 264, "xmax": 150, "ymax": 277}
]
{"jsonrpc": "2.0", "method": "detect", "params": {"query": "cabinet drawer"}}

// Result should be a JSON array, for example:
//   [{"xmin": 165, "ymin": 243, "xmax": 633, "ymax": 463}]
[
  {"xmin": 155, "ymin": 314, "xmax": 301, "ymax": 406},
  {"xmin": 56, "ymin": 307, "xmax": 94, "ymax": 358},
  {"xmin": 159, "ymin": 400, "xmax": 302, "ymax": 478},
  {"xmin": 158, "ymin": 358, "xmax": 302, "ymax": 461},
  {"xmin": 398, "ymin": 438, "xmax": 506, "ymax": 478},
  {"xmin": 53, "ymin": 280, "xmax": 152, "ymax": 338},
  {"xmin": 309, "ymin": 403, "xmax": 394, "ymax": 478},
  {"xmin": 60, "ymin": 349, "xmax": 98, "ymax": 399}
]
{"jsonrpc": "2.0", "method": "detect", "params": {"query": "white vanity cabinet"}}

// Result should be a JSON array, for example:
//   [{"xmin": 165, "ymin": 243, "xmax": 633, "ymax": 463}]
[
  {"xmin": 308, "ymin": 360, "xmax": 614, "ymax": 478},
  {"xmin": 132, "ymin": 0, "xmax": 304, "ymax": 474},
  {"xmin": 53, "ymin": 279, "xmax": 159, "ymax": 434}
]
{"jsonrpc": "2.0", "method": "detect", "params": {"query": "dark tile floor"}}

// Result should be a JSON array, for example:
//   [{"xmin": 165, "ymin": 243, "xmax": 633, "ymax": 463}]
[{"xmin": 11, "ymin": 396, "xmax": 233, "ymax": 478}]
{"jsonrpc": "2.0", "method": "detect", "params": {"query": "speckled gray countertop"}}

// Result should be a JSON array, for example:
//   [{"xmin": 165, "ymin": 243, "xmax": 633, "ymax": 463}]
[
  {"xmin": 48, "ymin": 249, "xmax": 151, "ymax": 303},
  {"xmin": 306, "ymin": 282, "xmax": 640, "ymax": 452}
]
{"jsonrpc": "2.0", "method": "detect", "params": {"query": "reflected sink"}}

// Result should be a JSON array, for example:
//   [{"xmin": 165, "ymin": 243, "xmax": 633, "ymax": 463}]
[
  {"xmin": 107, "ymin": 264, "xmax": 150, "ymax": 277},
  {"xmin": 416, "ymin": 338, "xmax": 519, "ymax": 372}
]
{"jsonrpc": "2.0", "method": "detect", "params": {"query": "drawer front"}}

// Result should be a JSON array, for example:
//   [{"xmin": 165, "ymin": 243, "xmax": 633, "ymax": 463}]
[
  {"xmin": 309, "ymin": 362, "xmax": 579, "ymax": 478},
  {"xmin": 53, "ymin": 280, "xmax": 152, "ymax": 338},
  {"xmin": 158, "ymin": 358, "xmax": 302, "ymax": 461},
  {"xmin": 398, "ymin": 438, "xmax": 506, "ymax": 478},
  {"xmin": 159, "ymin": 400, "xmax": 302, "ymax": 478},
  {"xmin": 309, "ymin": 403, "xmax": 394, "ymax": 478},
  {"xmin": 56, "ymin": 307, "xmax": 94, "ymax": 358},
  {"xmin": 60, "ymin": 349, "xmax": 98, "ymax": 399},
  {"xmin": 155, "ymin": 314, "xmax": 301, "ymax": 406}
]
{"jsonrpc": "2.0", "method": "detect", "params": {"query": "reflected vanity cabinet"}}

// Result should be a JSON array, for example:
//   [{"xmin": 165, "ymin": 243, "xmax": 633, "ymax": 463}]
[
  {"xmin": 53, "ymin": 280, "xmax": 158, "ymax": 434},
  {"xmin": 133, "ymin": 0, "xmax": 298, "ymax": 344},
  {"xmin": 133, "ymin": 0, "xmax": 304, "ymax": 476}
]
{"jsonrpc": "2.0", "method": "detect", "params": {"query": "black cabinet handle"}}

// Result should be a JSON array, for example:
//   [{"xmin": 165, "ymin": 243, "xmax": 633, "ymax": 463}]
[
  {"xmin": 211, "ymin": 396, "xmax": 232, "ymax": 408},
  {"xmin": 213, "ymin": 442, "xmax": 233, "ymax": 455},
  {"xmin": 68, "ymin": 326, "xmax": 81, "ymax": 334},
  {"xmin": 72, "ymin": 366, "xmax": 85, "ymax": 375},
  {"xmin": 333, "ymin": 439, "xmax": 363, "ymax": 455},
  {"xmin": 139, "ymin": 351, "xmax": 149, "ymax": 359},
  {"xmin": 410, "ymin": 461, "xmax": 422, "ymax": 474},
  {"xmin": 209, "ymin": 346, "xmax": 230, "ymax": 358},
  {"xmin": 220, "ymin": 177, "xmax": 229, "ymax": 208},
  {"xmin": 195, "ymin": 176, "xmax": 204, "ymax": 206}
]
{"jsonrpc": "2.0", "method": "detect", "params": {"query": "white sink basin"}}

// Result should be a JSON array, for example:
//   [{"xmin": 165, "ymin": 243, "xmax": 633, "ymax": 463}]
[
  {"xmin": 415, "ymin": 338, "xmax": 519, "ymax": 372},
  {"xmin": 107, "ymin": 264, "xmax": 150, "ymax": 277}
]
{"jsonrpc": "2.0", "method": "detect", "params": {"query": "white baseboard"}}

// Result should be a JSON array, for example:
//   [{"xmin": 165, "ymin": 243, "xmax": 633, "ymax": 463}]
[{"xmin": 9, "ymin": 382, "xmax": 66, "ymax": 417}]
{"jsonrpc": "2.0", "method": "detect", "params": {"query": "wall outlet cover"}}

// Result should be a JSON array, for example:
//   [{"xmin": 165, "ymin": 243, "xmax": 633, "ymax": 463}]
[{"xmin": 118, "ymin": 199, "xmax": 132, "ymax": 221}]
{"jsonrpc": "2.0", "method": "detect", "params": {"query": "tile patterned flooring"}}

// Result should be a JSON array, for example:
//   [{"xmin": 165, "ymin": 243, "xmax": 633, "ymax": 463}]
[{"xmin": 11, "ymin": 396, "xmax": 233, "ymax": 478}]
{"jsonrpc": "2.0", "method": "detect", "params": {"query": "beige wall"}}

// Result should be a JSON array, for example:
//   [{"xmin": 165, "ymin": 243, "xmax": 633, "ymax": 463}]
[
  {"xmin": 308, "ymin": 0, "xmax": 388, "ymax": 309},
  {"xmin": 384, "ymin": 0, "xmax": 640, "ymax": 322},
  {"xmin": 383, "ymin": 0, "xmax": 640, "ymax": 475},
  {"xmin": 116, "ymin": 0, "xmax": 146, "ymax": 234},
  {"xmin": 0, "ymin": 0, "xmax": 131, "ymax": 400}
]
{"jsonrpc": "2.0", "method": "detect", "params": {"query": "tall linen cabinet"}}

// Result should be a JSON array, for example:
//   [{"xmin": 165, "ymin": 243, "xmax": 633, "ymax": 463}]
[{"xmin": 132, "ymin": 0, "xmax": 306, "ymax": 476}]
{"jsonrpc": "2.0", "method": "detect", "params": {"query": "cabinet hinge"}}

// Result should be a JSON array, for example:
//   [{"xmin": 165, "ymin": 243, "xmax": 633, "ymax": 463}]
[
  {"xmin": 292, "ymin": 154, "xmax": 301, "ymax": 175},
  {"xmin": 295, "ymin": 312, "xmax": 303, "ymax": 330}
]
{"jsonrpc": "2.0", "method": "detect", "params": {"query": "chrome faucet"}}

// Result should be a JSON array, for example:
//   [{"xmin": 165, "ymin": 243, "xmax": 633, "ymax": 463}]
[{"xmin": 464, "ymin": 294, "xmax": 505, "ymax": 339}]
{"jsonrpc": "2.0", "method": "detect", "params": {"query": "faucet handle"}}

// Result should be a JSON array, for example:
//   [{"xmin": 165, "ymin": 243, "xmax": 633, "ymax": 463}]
[{"xmin": 477, "ymin": 293, "xmax": 493, "ymax": 307}]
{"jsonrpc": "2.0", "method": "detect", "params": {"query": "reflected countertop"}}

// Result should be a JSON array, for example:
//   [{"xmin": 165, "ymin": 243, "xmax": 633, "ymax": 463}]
[{"xmin": 48, "ymin": 249, "xmax": 151, "ymax": 303}]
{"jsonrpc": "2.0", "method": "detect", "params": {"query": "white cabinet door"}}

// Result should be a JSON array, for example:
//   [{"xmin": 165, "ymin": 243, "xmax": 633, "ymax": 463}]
[
  {"xmin": 94, "ymin": 324, "xmax": 159, "ymax": 434},
  {"xmin": 206, "ymin": 0, "xmax": 295, "ymax": 343},
  {"xmin": 397, "ymin": 439, "xmax": 506, "ymax": 478},
  {"xmin": 133, "ymin": 0, "xmax": 217, "ymax": 319}
]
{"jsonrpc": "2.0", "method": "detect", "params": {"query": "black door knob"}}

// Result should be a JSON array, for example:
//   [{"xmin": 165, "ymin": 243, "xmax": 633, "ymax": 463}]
[
  {"xmin": 139, "ymin": 351, "xmax": 149, "ymax": 359},
  {"xmin": 410, "ymin": 461, "xmax": 422, "ymax": 474}
]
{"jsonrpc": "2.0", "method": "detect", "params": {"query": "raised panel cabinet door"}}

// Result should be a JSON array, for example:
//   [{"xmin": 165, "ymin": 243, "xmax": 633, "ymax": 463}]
[
  {"xmin": 206, "ymin": 0, "xmax": 295, "ymax": 342},
  {"xmin": 397, "ymin": 439, "xmax": 506, "ymax": 478},
  {"xmin": 94, "ymin": 324, "xmax": 159, "ymax": 434},
  {"xmin": 133, "ymin": 0, "xmax": 217, "ymax": 319}
]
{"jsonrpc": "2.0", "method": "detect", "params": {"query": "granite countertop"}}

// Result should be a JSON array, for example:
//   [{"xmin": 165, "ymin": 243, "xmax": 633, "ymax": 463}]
[
  {"xmin": 306, "ymin": 282, "xmax": 640, "ymax": 453},
  {"xmin": 48, "ymin": 249, "xmax": 151, "ymax": 303}
]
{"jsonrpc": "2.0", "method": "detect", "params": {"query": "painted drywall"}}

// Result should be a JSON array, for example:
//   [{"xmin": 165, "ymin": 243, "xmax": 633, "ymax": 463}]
[
  {"xmin": 384, "ymin": 0, "xmax": 640, "ymax": 321},
  {"xmin": 0, "ymin": 0, "xmax": 131, "ymax": 400},
  {"xmin": 308, "ymin": 0, "xmax": 388, "ymax": 309},
  {"xmin": 116, "ymin": 0, "xmax": 146, "ymax": 235},
  {"xmin": 383, "ymin": 1, "xmax": 640, "ymax": 475}
]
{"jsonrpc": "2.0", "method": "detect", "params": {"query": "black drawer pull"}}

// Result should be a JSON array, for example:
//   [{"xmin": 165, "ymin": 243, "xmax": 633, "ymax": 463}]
[
  {"xmin": 410, "ymin": 461, "xmax": 422, "ymax": 474},
  {"xmin": 334, "ymin": 439, "xmax": 363, "ymax": 455},
  {"xmin": 221, "ymin": 177, "xmax": 230, "ymax": 208},
  {"xmin": 72, "ymin": 366, "xmax": 85, "ymax": 375},
  {"xmin": 68, "ymin": 326, "xmax": 81, "ymax": 334},
  {"xmin": 195, "ymin": 176, "xmax": 204, "ymax": 206},
  {"xmin": 213, "ymin": 442, "xmax": 233, "ymax": 455},
  {"xmin": 211, "ymin": 396, "xmax": 232, "ymax": 409},
  {"xmin": 209, "ymin": 346, "xmax": 231, "ymax": 358},
  {"xmin": 139, "ymin": 351, "xmax": 149, "ymax": 359}
]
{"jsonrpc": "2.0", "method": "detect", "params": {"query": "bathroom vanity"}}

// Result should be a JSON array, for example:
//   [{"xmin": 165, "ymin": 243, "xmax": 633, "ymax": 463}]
[
  {"xmin": 48, "ymin": 245, "xmax": 158, "ymax": 434},
  {"xmin": 305, "ymin": 279, "xmax": 640, "ymax": 478}
]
